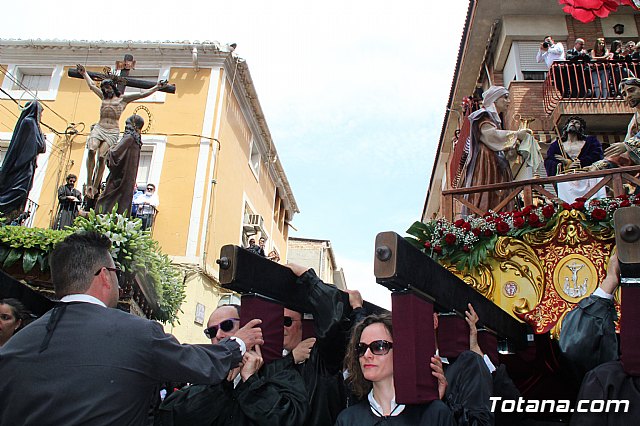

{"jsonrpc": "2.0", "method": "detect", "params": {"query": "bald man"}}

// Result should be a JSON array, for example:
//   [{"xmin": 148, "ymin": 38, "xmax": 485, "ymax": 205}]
[{"xmin": 157, "ymin": 304, "xmax": 308, "ymax": 426}]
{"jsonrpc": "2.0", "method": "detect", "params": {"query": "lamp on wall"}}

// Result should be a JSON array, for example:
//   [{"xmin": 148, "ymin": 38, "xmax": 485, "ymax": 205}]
[{"xmin": 614, "ymin": 23, "xmax": 625, "ymax": 35}]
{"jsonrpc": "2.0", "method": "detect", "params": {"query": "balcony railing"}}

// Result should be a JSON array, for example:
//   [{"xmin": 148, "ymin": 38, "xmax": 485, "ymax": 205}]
[
  {"xmin": 8, "ymin": 198, "xmax": 38, "ymax": 227},
  {"xmin": 441, "ymin": 165, "xmax": 640, "ymax": 220},
  {"xmin": 543, "ymin": 60, "xmax": 640, "ymax": 114},
  {"xmin": 132, "ymin": 204, "xmax": 158, "ymax": 234}
]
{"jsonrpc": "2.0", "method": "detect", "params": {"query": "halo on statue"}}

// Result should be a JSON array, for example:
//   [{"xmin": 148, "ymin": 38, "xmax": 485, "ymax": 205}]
[{"xmin": 133, "ymin": 105, "xmax": 153, "ymax": 134}]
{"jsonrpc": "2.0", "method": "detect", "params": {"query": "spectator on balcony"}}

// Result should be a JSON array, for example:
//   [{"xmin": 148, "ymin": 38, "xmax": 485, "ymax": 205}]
[
  {"xmin": 536, "ymin": 35, "xmax": 565, "ymax": 68},
  {"xmin": 54, "ymin": 174, "xmax": 82, "ymax": 230},
  {"xmin": 537, "ymin": 36, "xmax": 567, "ymax": 97},
  {"xmin": 133, "ymin": 183, "xmax": 159, "ymax": 230},
  {"xmin": 566, "ymin": 38, "xmax": 592, "ymax": 97},
  {"xmin": 544, "ymin": 116, "xmax": 605, "ymax": 202},
  {"xmin": 609, "ymin": 40, "xmax": 631, "ymax": 96},
  {"xmin": 249, "ymin": 236, "xmax": 267, "ymax": 257},
  {"xmin": 590, "ymin": 38, "xmax": 610, "ymax": 98},
  {"xmin": 459, "ymin": 86, "xmax": 532, "ymax": 214}
]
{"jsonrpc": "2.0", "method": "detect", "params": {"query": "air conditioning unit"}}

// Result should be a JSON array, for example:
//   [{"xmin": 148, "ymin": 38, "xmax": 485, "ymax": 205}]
[{"xmin": 243, "ymin": 214, "xmax": 265, "ymax": 234}]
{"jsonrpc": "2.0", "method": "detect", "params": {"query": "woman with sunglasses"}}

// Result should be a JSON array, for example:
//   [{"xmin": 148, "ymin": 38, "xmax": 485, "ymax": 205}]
[
  {"xmin": 0, "ymin": 298, "xmax": 29, "ymax": 347},
  {"xmin": 336, "ymin": 314, "xmax": 454, "ymax": 425}
]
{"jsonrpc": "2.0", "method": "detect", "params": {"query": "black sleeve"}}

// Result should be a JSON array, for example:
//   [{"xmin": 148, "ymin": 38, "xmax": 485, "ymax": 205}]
[
  {"xmin": 558, "ymin": 294, "xmax": 619, "ymax": 379},
  {"xmin": 234, "ymin": 368, "xmax": 309, "ymax": 426},
  {"xmin": 299, "ymin": 269, "xmax": 349, "ymax": 373},
  {"xmin": 155, "ymin": 384, "xmax": 230, "ymax": 426}
]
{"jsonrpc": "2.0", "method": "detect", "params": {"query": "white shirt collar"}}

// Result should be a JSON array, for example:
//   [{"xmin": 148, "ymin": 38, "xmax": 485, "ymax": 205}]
[
  {"xmin": 60, "ymin": 294, "xmax": 107, "ymax": 308},
  {"xmin": 367, "ymin": 389, "xmax": 405, "ymax": 417}
]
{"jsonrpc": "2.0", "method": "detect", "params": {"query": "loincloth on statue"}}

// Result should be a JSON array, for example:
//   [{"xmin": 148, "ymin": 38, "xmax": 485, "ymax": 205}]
[{"xmin": 86, "ymin": 123, "xmax": 120, "ymax": 149}]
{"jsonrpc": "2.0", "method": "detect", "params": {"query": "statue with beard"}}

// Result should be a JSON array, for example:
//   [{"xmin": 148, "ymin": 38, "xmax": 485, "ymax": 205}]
[
  {"xmin": 76, "ymin": 64, "xmax": 167, "ymax": 200},
  {"xmin": 95, "ymin": 114, "xmax": 145, "ymax": 216},
  {"xmin": 591, "ymin": 78, "xmax": 640, "ymax": 170},
  {"xmin": 545, "ymin": 116, "xmax": 604, "ymax": 202}
]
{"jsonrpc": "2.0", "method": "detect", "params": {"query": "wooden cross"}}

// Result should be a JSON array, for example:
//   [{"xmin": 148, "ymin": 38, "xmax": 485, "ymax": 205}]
[{"xmin": 67, "ymin": 54, "xmax": 176, "ymax": 94}]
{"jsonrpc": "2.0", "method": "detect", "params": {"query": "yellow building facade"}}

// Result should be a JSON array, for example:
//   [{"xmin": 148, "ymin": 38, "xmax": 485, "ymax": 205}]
[{"xmin": 0, "ymin": 39, "xmax": 298, "ymax": 343}]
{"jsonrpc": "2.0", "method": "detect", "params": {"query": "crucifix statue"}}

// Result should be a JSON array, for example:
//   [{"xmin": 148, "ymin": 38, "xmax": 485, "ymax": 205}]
[{"xmin": 69, "ymin": 57, "xmax": 175, "ymax": 200}]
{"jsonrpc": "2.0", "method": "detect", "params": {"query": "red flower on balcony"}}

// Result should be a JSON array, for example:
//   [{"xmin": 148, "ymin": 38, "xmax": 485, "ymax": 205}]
[
  {"xmin": 558, "ymin": 0, "xmax": 638, "ymax": 23},
  {"xmin": 542, "ymin": 204, "xmax": 555, "ymax": 218},
  {"xmin": 513, "ymin": 217, "xmax": 526, "ymax": 228},
  {"xmin": 592, "ymin": 208, "xmax": 607, "ymax": 220},
  {"xmin": 445, "ymin": 233, "xmax": 457, "ymax": 245},
  {"xmin": 496, "ymin": 221, "xmax": 510, "ymax": 235}
]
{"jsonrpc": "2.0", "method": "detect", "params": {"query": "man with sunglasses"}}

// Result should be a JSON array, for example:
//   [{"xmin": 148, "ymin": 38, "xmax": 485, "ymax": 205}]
[
  {"xmin": 0, "ymin": 232, "xmax": 263, "ymax": 426},
  {"xmin": 157, "ymin": 304, "xmax": 309, "ymax": 425}
]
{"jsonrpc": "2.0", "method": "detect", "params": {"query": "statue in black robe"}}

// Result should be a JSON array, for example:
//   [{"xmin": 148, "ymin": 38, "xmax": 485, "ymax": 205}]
[
  {"xmin": 95, "ymin": 115, "xmax": 144, "ymax": 216},
  {"xmin": 0, "ymin": 101, "xmax": 46, "ymax": 221}
]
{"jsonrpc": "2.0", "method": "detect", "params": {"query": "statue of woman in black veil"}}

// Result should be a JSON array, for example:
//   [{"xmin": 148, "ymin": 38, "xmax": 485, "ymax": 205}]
[{"xmin": 0, "ymin": 101, "xmax": 47, "ymax": 222}]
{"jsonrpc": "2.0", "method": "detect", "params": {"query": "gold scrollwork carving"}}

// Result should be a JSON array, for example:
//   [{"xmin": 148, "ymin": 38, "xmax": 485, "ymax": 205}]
[
  {"xmin": 493, "ymin": 237, "xmax": 545, "ymax": 304},
  {"xmin": 443, "ymin": 263, "xmax": 495, "ymax": 300}
]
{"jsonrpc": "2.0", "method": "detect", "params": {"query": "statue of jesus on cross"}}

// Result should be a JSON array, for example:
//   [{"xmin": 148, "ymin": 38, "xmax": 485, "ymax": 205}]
[{"xmin": 76, "ymin": 63, "xmax": 168, "ymax": 199}]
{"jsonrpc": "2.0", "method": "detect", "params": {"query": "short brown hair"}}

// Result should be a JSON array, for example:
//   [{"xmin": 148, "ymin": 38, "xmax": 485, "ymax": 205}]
[
  {"xmin": 344, "ymin": 313, "xmax": 393, "ymax": 399},
  {"xmin": 50, "ymin": 231, "xmax": 113, "ymax": 298}
]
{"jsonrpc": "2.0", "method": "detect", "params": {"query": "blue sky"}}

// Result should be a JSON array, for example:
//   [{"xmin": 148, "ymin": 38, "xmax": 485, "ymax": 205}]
[{"xmin": 4, "ymin": 0, "xmax": 470, "ymax": 308}]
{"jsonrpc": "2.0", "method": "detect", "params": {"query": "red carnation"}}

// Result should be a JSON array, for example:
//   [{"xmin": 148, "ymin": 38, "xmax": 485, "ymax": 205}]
[
  {"xmin": 513, "ymin": 211, "xmax": 524, "ymax": 218},
  {"xmin": 562, "ymin": 202, "xmax": 572, "ymax": 210},
  {"xmin": 424, "ymin": 241, "xmax": 432, "ymax": 249},
  {"xmin": 462, "ymin": 222, "xmax": 472, "ymax": 231},
  {"xmin": 522, "ymin": 205, "xmax": 533, "ymax": 215},
  {"xmin": 484, "ymin": 229, "xmax": 493, "ymax": 237},
  {"xmin": 621, "ymin": 200, "xmax": 631, "ymax": 207},
  {"xmin": 590, "ymin": 199, "xmax": 600, "ymax": 206},
  {"xmin": 591, "ymin": 208, "xmax": 607, "ymax": 220},
  {"xmin": 634, "ymin": 197, "xmax": 640, "ymax": 205},
  {"xmin": 513, "ymin": 217, "xmax": 526, "ymax": 228},
  {"xmin": 528, "ymin": 213, "xmax": 541, "ymax": 225},
  {"xmin": 542, "ymin": 204, "xmax": 555, "ymax": 218},
  {"xmin": 462, "ymin": 245, "xmax": 471, "ymax": 253},
  {"xmin": 445, "ymin": 233, "xmax": 457, "ymax": 245},
  {"xmin": 433, "ymin": 245, "xmax": 442, "ymax": 254},
  {"xmin": 575, "ymin": 197, "xmax": 587, "ymax": 203},
  {"xmin": 454, "ymin": 219, "xmax": 465, "ymax": 227},
  {"xmin": 472, "ymin": 228, "xmax": 481, "ymax": 236},
  {"xmin": 617, "ymin": 194, "xmax": 630, "ymax": 201},
  {"xmin": 571, "ymin": 201, "xmax": 585, "ymax": 210},
  {"xmin": 496, "ymin": 221, "xmax": 510, "ymax": 235}
]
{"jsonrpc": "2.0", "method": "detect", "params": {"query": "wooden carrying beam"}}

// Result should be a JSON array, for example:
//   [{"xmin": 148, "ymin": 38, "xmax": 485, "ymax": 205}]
[
  {"xmin": 374, "ymin": 232, "xmax": 527, "ymax": 348},
  {"xmin": 218, "ymin": 245, "xmax": 387, "ymax": 315}
]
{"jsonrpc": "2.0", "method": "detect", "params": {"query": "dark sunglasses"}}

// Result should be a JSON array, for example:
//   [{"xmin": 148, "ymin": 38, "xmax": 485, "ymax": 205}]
[
  {"xmin": 94, "ymin": 266, "xmax": 123, "ymax": 281},
  {"xmin": 204, "ymin": 318, "xmax": 240, "ymax": 339},
  {"xmin": 356, "ymin": 340, "xmax": 393, "ymax": 357},
  {"xmin": 284, "ymin": 316, "xmax": 301, "ymax": 327}
]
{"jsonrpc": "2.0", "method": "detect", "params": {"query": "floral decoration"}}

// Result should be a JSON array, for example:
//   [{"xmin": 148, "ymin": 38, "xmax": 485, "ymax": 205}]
[
  {"xmin": 558, "ymin": 0, "xmax": 638, "ymax": 23},
  {"xmin": 407, "ymin": 195, "xmax": 640, "ymax": 271}
]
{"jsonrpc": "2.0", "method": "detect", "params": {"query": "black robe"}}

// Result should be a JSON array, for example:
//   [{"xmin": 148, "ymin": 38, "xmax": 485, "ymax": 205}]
[
  {"xmin": 95, "ymin": 131, "xmax": 140, "ymax": 216},
  {"xmin": 269, "ymin": 269, "xmax": 350, "ymax": 426},
  {"xmin": 570, "ymin": 361, "xmax": 639, "ymax": 426},
  {"xmin": 54, "ymin": 184, "xmax": 82, "ymax": 230},
  {"xmin": 335, "ymin": 399, "xmax": 454, "ymax": 426},
  {"xmin": 155, "ymin": 362, "xmax": 309, "ymax": 426},
  {"xmin": 0, "ymin": 101, "xmax": 46, "ymax": 219}
]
